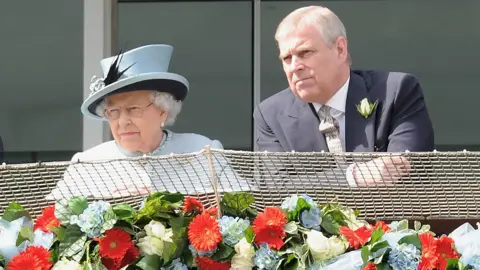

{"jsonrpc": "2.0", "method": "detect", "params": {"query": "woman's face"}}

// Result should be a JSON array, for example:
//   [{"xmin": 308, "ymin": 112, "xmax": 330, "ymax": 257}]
[{"xmin": 103, "ymin": 90, "xmax": 168, "ymax": 153}]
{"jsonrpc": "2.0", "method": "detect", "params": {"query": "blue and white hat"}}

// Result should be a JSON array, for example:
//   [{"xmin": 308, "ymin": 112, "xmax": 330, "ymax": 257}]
[{"xmin": 81, "ymin": 44, "xmax": 189, "ymax": 120}]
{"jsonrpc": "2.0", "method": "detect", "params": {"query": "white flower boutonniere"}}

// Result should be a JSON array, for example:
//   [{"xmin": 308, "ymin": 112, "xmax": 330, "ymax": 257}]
[{"xmin": 356, "ymin": 98, "xmax": 378, "ymax": 119}]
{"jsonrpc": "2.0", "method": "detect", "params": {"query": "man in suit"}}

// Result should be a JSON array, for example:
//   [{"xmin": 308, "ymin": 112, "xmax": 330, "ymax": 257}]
[{"xmin": 254, "ymin": 6, "xmax": 434, "ymax": 186}]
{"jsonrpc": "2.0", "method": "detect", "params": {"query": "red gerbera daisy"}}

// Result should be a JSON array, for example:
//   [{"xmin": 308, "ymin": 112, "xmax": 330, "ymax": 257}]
[
  {"xmin": 253, "ymin": 207, "xmax": 287, "ymax": 232},
  {"xmin": 196, "ymin": 256, "xmax": 231, "ymax": 270},
  {"xmin": 418, "ymin": 233, "xmax": 438, "ymax": 270},
  {"xmin": 339, "ymin": 225, "xmax": 372, "ymax": 249},
  {"xmin": 252, "ymin": 207, "xmax": 287, "ymax": 250},
  {"xmin": 188, "ymin": 212, "xmax": 222, "ymax": 252},
  {"xmin": 254, "ymin": 224, "xmax": 286, "ymax": 250},
  {"xmin": 8, "ymin": 246, "xmax": 52, "ymax": 270},
  {"xmin": 98, "ymin": 228, "xmax": 134, "ymax": 260},
  {"xmin": 204, "ymin": 207, "xmax": 219, "ymax": 218},
  {"xmin": 436, "ymin": 236, "xmax": 459, "ymax": 269},
  {"xmin": 184, "ymin": 197, "xmax": 204, "ymax": 213},
  {"xmin": 372, "ymin": 221, "xmax": 391, "ymax": 233},
  {"xmin": 362, "ymin": 262, "xmax": 377, "ymax": 270},
  {"xmin": 34, "ymin": 205, "xmax": 61, "ymax": 233}
]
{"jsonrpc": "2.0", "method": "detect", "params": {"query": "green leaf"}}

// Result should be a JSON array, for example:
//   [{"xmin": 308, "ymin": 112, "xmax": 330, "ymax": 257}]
[
  {"xmin": 102, "ymin": 207, "xmax": 118, "ymax": 233},
  {"xmin": 134, "ymin": 193, "xmax": 182, "ymax": 222},
  {"xmin": 211, "ymin": 242, "xmax": 234, "ymax": 262},
  {"xmin": 370, "ymin": 240, "xmax": 390, "ymax": 254},
  {"xmin": 69, "ymin": 197, "xmax": 88, "ymax": 215},
  {"xmin": 162, "ymin": 240, "xmax": 178, "ymax": 264},
  {"xmin": 112, "ymin": 204, "xmax": 135, "ymax": 222},
  {"xmin": 370, "ymin": 228, "xmax": 385, "ymax": 244},
  {"xmin": 361, "ymin": 246, "xmax": 370, "ymax": 264},
  {"xmin": 16, "ymin": 226, "xmax": 34, "ymax": 246},
  {"xmin": 2, "ymin": 202, "xmax": 30, "ymax": 222},
  {"xmin": 287, "ymin": 197, "xmax": 311, "ymax": 221},
  {"xmin": 136, "ymin": 255, "xmax": 162, "ymax": 270},
  {"xmin": 146, "ymin": 191, "xmax": 184, "ymax": 205},
  {"xmin": 284, "ymin": 221, "xmax": 298, "ymax": 235},
  {"xmin": 50, "ymin": 226, "xmax": 66, "ymax": 241},
  {"xmin": 398, "ymin": 234, "xmax": 422, "ymax": 251},
  {"xmin": 284, "ymin": 254, "xmax": 299, "ymax": 270},
  {"xmin": 245, "ymin": 226, "xmax": 255, "ymax": 243},
  {"xmin": 320, "ymin": 214, "xmax": 342, "ymax": 235},
  {"xmin": 59, "ymin": 225, "xmax": 87, "ymax": 258},
  {"xmin": 220, "ymin": 192, "xmax": 255, "ymax": 218},
  {"xmin": 55, "ymin": 199, "xmax": 72, "ymax": 225}
]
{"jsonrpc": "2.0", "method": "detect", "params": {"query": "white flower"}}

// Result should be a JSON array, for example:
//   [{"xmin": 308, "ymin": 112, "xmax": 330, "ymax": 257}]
[
  {"xmin": 356, "ymin": 98, "xmax": 377, "ymax": 118},
  {"xmin": 145, "ymin": 220, "xmax": 173, "ymax": 241},
  {"xmin": 52, "ymin": 257, "xmax": 82, "ymax": 270},
  {"xmin": 138, "ymin": 220, "xmax": 173, "ymax": 256},
  {"xmin": 231, "ymin": 238, "xmax": 255, "ymax": 270},
  {"xmin": 306, "ymin": 230, "xmax": 348, "ymax": 262}
]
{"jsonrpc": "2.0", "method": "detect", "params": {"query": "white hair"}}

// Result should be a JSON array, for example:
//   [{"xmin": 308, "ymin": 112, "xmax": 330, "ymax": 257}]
[
  {"xmin": 275, "ymin": 6, "xmax": 347, "ymax": 47},
  {"xmin": 95, "ymin": 91, "xmax": 182, "ymax": 126}
]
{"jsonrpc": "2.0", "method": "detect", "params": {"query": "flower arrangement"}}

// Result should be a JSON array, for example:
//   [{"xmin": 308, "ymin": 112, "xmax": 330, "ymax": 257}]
[{"xmin": 0, "ymin": 192, "xmax": 478, "ymax": 269}]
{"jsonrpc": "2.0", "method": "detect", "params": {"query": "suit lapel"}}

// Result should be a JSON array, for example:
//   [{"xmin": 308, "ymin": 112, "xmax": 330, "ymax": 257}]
[
  {"xmin": 278, "ymin": 97, "xmax": 328, "ymax": 152},
  {"xmin": 345, "ymin": 73, "xmax": 377, "ymax": 152}
]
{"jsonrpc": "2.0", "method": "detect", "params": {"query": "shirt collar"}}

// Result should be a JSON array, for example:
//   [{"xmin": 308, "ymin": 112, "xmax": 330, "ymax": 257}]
[{"xmin": 313, "ymin": 76, "xmax": 350, "ymax": 114}]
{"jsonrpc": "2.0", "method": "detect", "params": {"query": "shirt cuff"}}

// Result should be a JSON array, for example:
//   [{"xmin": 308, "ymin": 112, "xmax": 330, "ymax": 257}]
[{"xmin": 346, "ymin": 163, "xmax": 358, "ymax": 187}]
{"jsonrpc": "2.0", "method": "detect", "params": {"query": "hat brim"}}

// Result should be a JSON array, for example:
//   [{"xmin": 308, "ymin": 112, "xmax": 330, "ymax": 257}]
[{"xmin": 81, "ymin": 72, "xmax": 189, "ymax": 120}]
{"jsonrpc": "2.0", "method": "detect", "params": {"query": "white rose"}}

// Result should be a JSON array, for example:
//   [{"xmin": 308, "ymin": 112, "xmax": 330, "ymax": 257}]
[
  {"xmin": 231, "ymin": 238, "xmax": 255, "ymax": 270},
  {"xmin": 52, "ymin": 258, "xmax": 82, "ymax": 270},
  {"xmin": 138, "ymin": 235, "xmax": 164, "ymax": 256},
  {"xmin": 145, "ymin": 220, "xmax": 173, "ymax": 242},
  {"xmin": 306, "ymin": 230, "xmax": 348, "ymax": 262}
]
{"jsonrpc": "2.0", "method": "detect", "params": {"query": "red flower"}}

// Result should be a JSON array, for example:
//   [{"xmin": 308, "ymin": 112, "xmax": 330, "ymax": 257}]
[
  {"xmin": 339, "ymin": 225, "xmax": 372, "ymax": 249},
  {"xmin": 98, "ymin": 228, "xmax": 134, "ymax": 260},
  {"xmin": 102, "ymin": 245, "xmax": 140, "ymax": 270},
  {"xmin": 254, "ymin": 225, "xmax": 286, "ymax": 250},
  {"xmin": 188, "ymin": 212, "xmax": 222, "ymax": 252},
  {"xmin": 34, "ymin": 205, "xmax": 60, "ymax": 233},
  {"xmin": 8, "ymin": 246, "xmax": 52, "ymax": 270},
  {"xmin": 362, "ymin": 262, "xmax": 377, "ymax": 270},
  {"xmin": 252, "ymin": 207, "xmax": 287, "ymax": 250},
  {"xmin": 436, "ymin": 235, "xmax": 459, "ymax": 269},
  {"xmin": 196, "ymin": 256, "xmax": 231, "ymax": 270},
  {"xmin": 205, "ymin": 207, "xmax": 219, "ymax": 218},
  {"xmin": 372, "ymin": 221, "xmax": 391, "ymax": 233},
  {"xmin": 184, "ymin": 197, "xmax": 204, "ymax": 213},
  {"xmin": 419, "ymin": 233, "xmax": 438, "ymax": 270}
]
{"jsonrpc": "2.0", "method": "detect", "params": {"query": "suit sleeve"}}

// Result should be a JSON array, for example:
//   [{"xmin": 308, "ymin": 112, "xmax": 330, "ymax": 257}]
[
  {"xmin": 253, "ymin": 105, "xmax": 285, "ymax": 152},
  {"xmin": 387, "ymin": 74, "xmax": 435, "ymax": 152}
]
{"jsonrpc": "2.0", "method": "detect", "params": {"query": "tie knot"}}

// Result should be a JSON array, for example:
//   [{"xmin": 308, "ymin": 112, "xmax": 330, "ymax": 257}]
[{"xmin": 319, "ymin": 105, "xmax": 332, "ymax": 120}]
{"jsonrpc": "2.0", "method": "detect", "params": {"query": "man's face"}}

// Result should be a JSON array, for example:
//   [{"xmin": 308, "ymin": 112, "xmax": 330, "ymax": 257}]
[{"xmin": 278, "ymin": 25, "xmax": 348, "ymax": 104}]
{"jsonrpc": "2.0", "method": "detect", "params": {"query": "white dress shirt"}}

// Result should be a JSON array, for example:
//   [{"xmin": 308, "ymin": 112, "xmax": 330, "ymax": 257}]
[{"xmin": 312, "ymin": 76, "xmax": 350, "ymax": 151}]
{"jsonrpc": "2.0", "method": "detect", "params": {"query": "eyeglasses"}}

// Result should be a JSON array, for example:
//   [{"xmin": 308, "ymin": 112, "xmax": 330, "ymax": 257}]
[{"xmin": 104, "ymin": 102, "xmax": 154, "ymax": 120}]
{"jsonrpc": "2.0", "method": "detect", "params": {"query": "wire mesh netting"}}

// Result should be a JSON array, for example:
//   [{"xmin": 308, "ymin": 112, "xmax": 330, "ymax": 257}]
[{"xmin": 1, "ymin": 148, "xmax": 479, "ymax": 221}]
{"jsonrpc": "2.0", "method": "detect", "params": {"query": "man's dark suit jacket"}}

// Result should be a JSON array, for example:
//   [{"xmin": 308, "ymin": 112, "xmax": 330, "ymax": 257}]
[{"xmin": 254, "ymin": 70, "xmax": 435, "ymax": 153}]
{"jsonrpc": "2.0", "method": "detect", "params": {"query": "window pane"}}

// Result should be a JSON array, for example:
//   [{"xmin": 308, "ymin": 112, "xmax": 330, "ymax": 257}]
[
  {"xmin": 118, "ymin": 2, "xmax": 253, "ymax": 150},
  {"xmin": 0, "ymin": 0, "xmax": 83, "ymax": 163},
  {"xmin": 261, "ymin": 1, "xmax": 480, "ymax": 147}
]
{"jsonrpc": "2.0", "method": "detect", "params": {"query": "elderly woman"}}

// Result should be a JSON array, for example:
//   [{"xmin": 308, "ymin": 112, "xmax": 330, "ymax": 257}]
[{"xmin": 47, "ymin": 44, "xmax": 250, "ymax": 201}]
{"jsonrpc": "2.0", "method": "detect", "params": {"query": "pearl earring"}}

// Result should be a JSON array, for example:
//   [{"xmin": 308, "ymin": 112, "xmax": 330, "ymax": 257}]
[{"xmin": 161, "ymin": 122, "xmax": 164, "ymax": 127}]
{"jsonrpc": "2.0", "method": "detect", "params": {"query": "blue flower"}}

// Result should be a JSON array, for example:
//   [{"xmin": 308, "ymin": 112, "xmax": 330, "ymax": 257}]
[
  {"xmin": 300, "ymin": 207, "xmax": 322, "ymax": 229},
  {"xmin": 387, "ymin": 243, "xmax": 421, "ymax": 270},
  {"xmin": 218, "ymin": 216, "xmax": 250, "ymax": 246},
  {"xmin": 69, "ymin": 201, "xmax": 111, "ymax": 238},
  {"xmin": 280, "ymin": 195, "xmax": 316, "ymax": 211},
  {"xmin": 163, "ymin": 258, "xmax": 188, "ymax": 270},
  {"xmin": 189, "ymin": 245, "xmax": 215, "ymax": 257},
  {"xmin": 462, "ymin": 254, "xmax": 480, "ymax": 269},
  {"xmin": 254, "ymin": 244, "xmax": 279, "ymax": 270}
]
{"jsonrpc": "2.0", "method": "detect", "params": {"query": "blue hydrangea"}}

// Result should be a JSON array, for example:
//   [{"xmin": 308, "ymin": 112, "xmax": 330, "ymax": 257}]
[
  {"xmin": 69, "ymin": 201, "xmax": 111, "ymax": 238},
  {"xmin": 387, "ymin": 243, "xmax": 421, "ymax": 270},
  {"xmin": 280, "ymin": 195, "xmax": 316, "ymax": 211},
  {"xmin": 189, "ymin": 245, "xmax": 216, "ymax": 257},
  {"xmin": 254, "ymin": 244, "xmax": 279, "ymax": 270},
  {"xmin": 163, "ymin": 258, "xmax": 188, "ymax": 270},
  {"xmin": 300, "ymin": 206, "xmax": 322, "ymax": 229},
  {"xmin": 461, "ymin": 254, "xmax": 480, "ymax": 269},
  {"xmin": 218, "ymin": 216, "xmax": 250, "ymax": 246}
]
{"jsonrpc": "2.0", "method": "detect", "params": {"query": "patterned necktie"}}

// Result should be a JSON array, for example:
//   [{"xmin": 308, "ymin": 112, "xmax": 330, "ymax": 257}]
[{"xmin": 318, "ymin": 106, "xmax": 344, "ymax": 153}]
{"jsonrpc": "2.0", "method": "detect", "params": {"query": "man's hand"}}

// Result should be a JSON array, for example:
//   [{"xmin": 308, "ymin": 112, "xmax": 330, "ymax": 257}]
[{"xmin": 353, "ymin": 156, "xmax": 411, "ymax": 186}]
